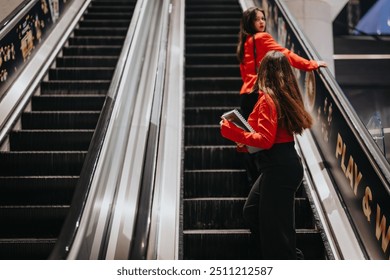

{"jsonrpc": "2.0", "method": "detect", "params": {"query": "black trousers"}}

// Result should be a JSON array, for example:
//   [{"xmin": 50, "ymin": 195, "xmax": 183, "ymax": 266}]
[
  {"xmin": 240, "ymin": 91, "xmax": 261, "ymax": 187},
  {"xmin": 243, "ymin": 142, "xmax": 303, "ymax": 259}
]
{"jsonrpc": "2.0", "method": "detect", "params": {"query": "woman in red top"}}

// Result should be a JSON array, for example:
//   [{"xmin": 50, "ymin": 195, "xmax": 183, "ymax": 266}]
[
  {"xmin": 237, "ymin": 7, "xmax": 326, "ymax": 119},
  {"xmin": 220, "ymin": 50, "xmax": 313, "ymax": 259},
  {"xmin": 236, "ymin": 6, "xmax": 325, "ymax": 189}
]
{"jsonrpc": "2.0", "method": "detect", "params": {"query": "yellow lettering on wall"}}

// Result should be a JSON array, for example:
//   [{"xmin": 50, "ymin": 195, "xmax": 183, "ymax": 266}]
[
  {"xmin": 362, "ymin": 186, "xmax": 372, "ymax": 222},
  {"xmin": 341, "ymin": 143, "xmax": 347, "ymax": 173},
  {"xmin": 335, "ymin": 133, "xmax": 343, "ymax": 159},
  {"xmin": 375, "ymin": 204, "xmax": 390, "ymax": 253},
  {"xmin": 353, "ymin": 164, "xmax": 362, "ymax": 196},
  {"xmin": 345, "ymin": 156, "xmax": 354, "ymax": 190}
]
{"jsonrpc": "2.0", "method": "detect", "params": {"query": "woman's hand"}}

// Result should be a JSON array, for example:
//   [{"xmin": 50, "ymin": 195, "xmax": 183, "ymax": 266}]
[{"xmin": 316, "ymin": 60, "xmax": 327, "ymax": 67}]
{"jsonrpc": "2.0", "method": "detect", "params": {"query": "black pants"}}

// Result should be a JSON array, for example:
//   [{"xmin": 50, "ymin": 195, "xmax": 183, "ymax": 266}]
[
  {"xmin": 240, "ymin": 91, "xmax": 261, "ymax": 187},
  {"xmin": 243, "ymin": 142, "xmax": 303, "ymax": 260}
]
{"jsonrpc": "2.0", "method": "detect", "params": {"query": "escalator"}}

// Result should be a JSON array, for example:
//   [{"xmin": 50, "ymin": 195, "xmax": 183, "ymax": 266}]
[
  {"xmin": 0, "ymin": 0, "xmax": 136, "ymax": 260},
  {"xmin": 182, "ymin": 0, "xmax": 327, "ymax": 259}
]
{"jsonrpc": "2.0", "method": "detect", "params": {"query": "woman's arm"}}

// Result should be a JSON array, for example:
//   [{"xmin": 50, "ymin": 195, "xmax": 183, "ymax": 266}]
[
  {"xmin": 220, "ymin": 96, "xmax": 277, "ymax": 149},
  {"xmin": 257, "ymin": 33, "xmax": 326, "ymax": 71}
]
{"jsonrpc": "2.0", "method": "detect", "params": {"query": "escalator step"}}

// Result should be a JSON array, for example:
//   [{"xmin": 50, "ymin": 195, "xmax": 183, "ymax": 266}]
[
  {"xmin": 186, "ymin": 54, "xmax": 237, "ymax": 65},
  {"xmin": 0, "ymin": 176, "xmax": 78, "ymax": 205},
  {"xmin": 186, "ymin": 26, "xmax": 239, "ymax": 35},
  {"xmin": 186, "ymin": 77, "xmax": 241, "ymax": 91},
  {"xmin": 185, "ymin": 91, "xmax": 239, "ymax": 107},
  {"xmin": 31, "ymin": 95, "xmax": 105, "ymax": 111},
  {"xmin": 183, "ymin": 229, "xmax": 325, "ymax": 260},
  {"xmin": 83, "ymin": 13, "xmax": 133, "ymax": 20},
  {"xmin": 21, "ymin": 111, "xmax": 100, "ymax": 129},
  {"xmin": 48, "ymin": 68, "xmax": 115, "ymax": 80},
  {"xmin": 62, "ymin": 45, "xmax": 122, "ymax": 56},
  {"xmin": 186, "ymin": 64, "xmax": 240, "ymax": 77},
  {"xmin": 68, "ymin": 36, "xmax": 125, "ymax": 46},
  {"xmin": 56, "ymin": 56, "xmax": 118, "ymax": 67},
  {"xmin": 0, "ymin": 151, "xmax": 86, "ymax": 176},
  {"xmin": 79, "ymin": 19, "xmax": 131, "ymax": 28},
  {"xmin": 183, "ymin": 198, "xmax": 314, "ymax": 230},
  {"xmin": 40, "ymin": 80, "xmax": 110, "ymax": 94},
  {"xmin": 184, "ymin": 169, "xmax": 249, "ymax": 198},
  {"xmin": 185, "ymin": 107, "xmax": 233, "ymax": 125},
  {"xmin": 0, "ymin": 205, "xmax": 69, "ymax": 237},
  {"xmin": 187, "ymin": 35, "xmax": 238, "ymax": 44},
  {"xmin": 183, "ymin": 229, "xmax": 255, "ymax": 260},
  {"xmin": 184, "ymin": 198, "xmax": 247, "ymax": 229},
  {"xmin": 185, "ymin": 125, "xmax": 230, "ymax": 145},
  {"xmin": 9, "ymin": 130, "xmax": 94, "ymax": 151},
  {"xmin": 185, "ymin": 146, "xmax": 243, "ymax": 170},
  {"xmin": 186, "ymin": 43, "xmax": 236, "ymax": 54},
  {"xmin": 92, "ymin": 0, "xmax": 136, "ymax": 4},
  {"xmin": 186, "ymin": 11, "xmax": 242, "ymax": 19},
  {"xmin": 0, "ymin": 239, "xmax": 56, "ymax": 260},
  {"xmin": 185, "ymin": 5, "xmax": 240, "ymax": 13},
  {"xmin": 74, "ymin": 28, "xmax": 128, "ymax": 37}
]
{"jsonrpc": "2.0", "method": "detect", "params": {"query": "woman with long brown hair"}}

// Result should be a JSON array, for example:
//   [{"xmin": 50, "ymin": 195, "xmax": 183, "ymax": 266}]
[
  {"xmin": 236, "ymin": 6, "xmax": 326, "ymax": 188},
  {"xmin": 221, "ymin": 50, "xmax": 313, "ymax": 259}
]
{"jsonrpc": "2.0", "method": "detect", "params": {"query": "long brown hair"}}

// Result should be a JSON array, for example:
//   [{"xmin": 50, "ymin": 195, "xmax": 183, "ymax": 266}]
[
  {"xmin": 257, "ymin": 51, "xmax": 313, "ymax": 134},
  {"xmin": 236, "ymin": 7, "xmax": 265, "ymax": 63}
]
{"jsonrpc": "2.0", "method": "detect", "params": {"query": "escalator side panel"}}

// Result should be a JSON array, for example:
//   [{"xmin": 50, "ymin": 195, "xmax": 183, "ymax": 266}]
[
  {"xmin": 0, "ymin": 0, "xmax": 136, "ymax": 260},
  {"xmin": 265, "ymin": 0, "xmax": 390, "ymax": 259}
]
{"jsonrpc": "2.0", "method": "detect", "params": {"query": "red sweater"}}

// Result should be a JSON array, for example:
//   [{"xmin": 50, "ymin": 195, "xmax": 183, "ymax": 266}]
[
  {"xmin": 221, "ymin": 91, "xmax": 293, "ymax": 151},
  {"xmin": 240, "ymin": 32, "xmax": 319, "ymax": 93}
]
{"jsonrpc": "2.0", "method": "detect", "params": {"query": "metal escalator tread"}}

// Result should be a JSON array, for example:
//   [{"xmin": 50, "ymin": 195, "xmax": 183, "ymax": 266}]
[
  {"xmin": 183, "ymin": 0, "xmax": 326, "ymax": 260},
  {"xmin": 0, "ymin": 0, "xmax": 137, "ymax": 260}
]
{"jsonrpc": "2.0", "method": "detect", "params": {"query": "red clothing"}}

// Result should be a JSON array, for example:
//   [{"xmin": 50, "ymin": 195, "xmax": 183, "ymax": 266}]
[
  {"xmin": 221, "ymin": 91, "xmax": 293, "ymax": 151},
  {"xmin": 240, "ymin": 32, "xmax": 319, "ymax": 93}
]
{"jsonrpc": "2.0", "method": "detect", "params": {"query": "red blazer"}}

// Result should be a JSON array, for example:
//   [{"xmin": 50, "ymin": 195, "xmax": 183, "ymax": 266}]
[
  {"xmin": 240, "ymin": 32, "xmax": 319, "ymax": 94},
  {"xmin": 221, "ymin": 91, "xmax": 293, "ymax": 152}
]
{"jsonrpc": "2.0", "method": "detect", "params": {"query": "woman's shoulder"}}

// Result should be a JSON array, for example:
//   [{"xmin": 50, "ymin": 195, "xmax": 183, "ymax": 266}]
[{"xmin": 254, "ymin": 32, "xmax": 273, "ymax": 40}]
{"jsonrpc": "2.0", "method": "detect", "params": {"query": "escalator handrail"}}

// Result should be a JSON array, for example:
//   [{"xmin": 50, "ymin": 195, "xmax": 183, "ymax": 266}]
[
  {"xmin": 266, "ymin": 0, "xmax": 390, "ymax": 259},
  {"xmin": 49, "ymin": 0, "xmax": 145, "ymax": 259},
  {"xmin": 128, "ymin": 0, "xmax": 172, "ymax": 259},
  {"xmin": 144, "ymin": 0, "xmax": 184, "ymax": 260},
  {"xmin": 59, "ymin": 0, "xmax": 169, "ymax": 260},
  {"xmin": 270, "ymin": 0, "xmax": 390, "ymax": 194}
]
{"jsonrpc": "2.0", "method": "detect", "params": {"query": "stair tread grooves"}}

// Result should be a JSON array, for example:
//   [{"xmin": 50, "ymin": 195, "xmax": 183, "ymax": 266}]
[
  {"xmin": 183, "ymin": 228, "xmax": 321, "ymax": 234},
  {"xmin": 0, "ymin": 238, "xmax": 57, "ymax": 241},
  {"xmin": 34, "ymin": 95, "xmax": 104, "ymax": 97},
  {"xmin": 0, "ymin": 175, "xmax": 79, "ymax": 179},
  {"xmin": 184, "ymin": 197, "xmax": 246, "ymax": 201},
  {"xmin": 51, "ymin": 67, "xmax": 115, "ymax": 69},
  {"xmin": 184, "ymin": 229, "xmax": 250, "ymax": 234},
  {"xmin": 42, "ymin": 80, "xmax": 111, "ymax": 82},
  {"xmin": 24, "ymin": 111, "xmax": 101, "ymax": 113},
  {"xmin": 185, "ymin": 169, "xmax": 246, "ymax": 172},
  {"xmin": 0, "ymin": 205, "xmax": 69, "ymax": 209},
  {"xmin": 58, "ymin": 56, "xmax": 119, "ymax": 59},
  {"xmin": 0, "ymin": 151, "xmax": 88, "ymax": 154},
  {"xmin": 13, "ymin": 129, "xmax": 94, "ymax": 132}
]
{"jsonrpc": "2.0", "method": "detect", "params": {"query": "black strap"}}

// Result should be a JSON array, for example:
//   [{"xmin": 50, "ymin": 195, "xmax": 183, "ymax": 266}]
[{"xmin": 252, "ymin": 35, "xmax": 257, "ymax": 73}]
